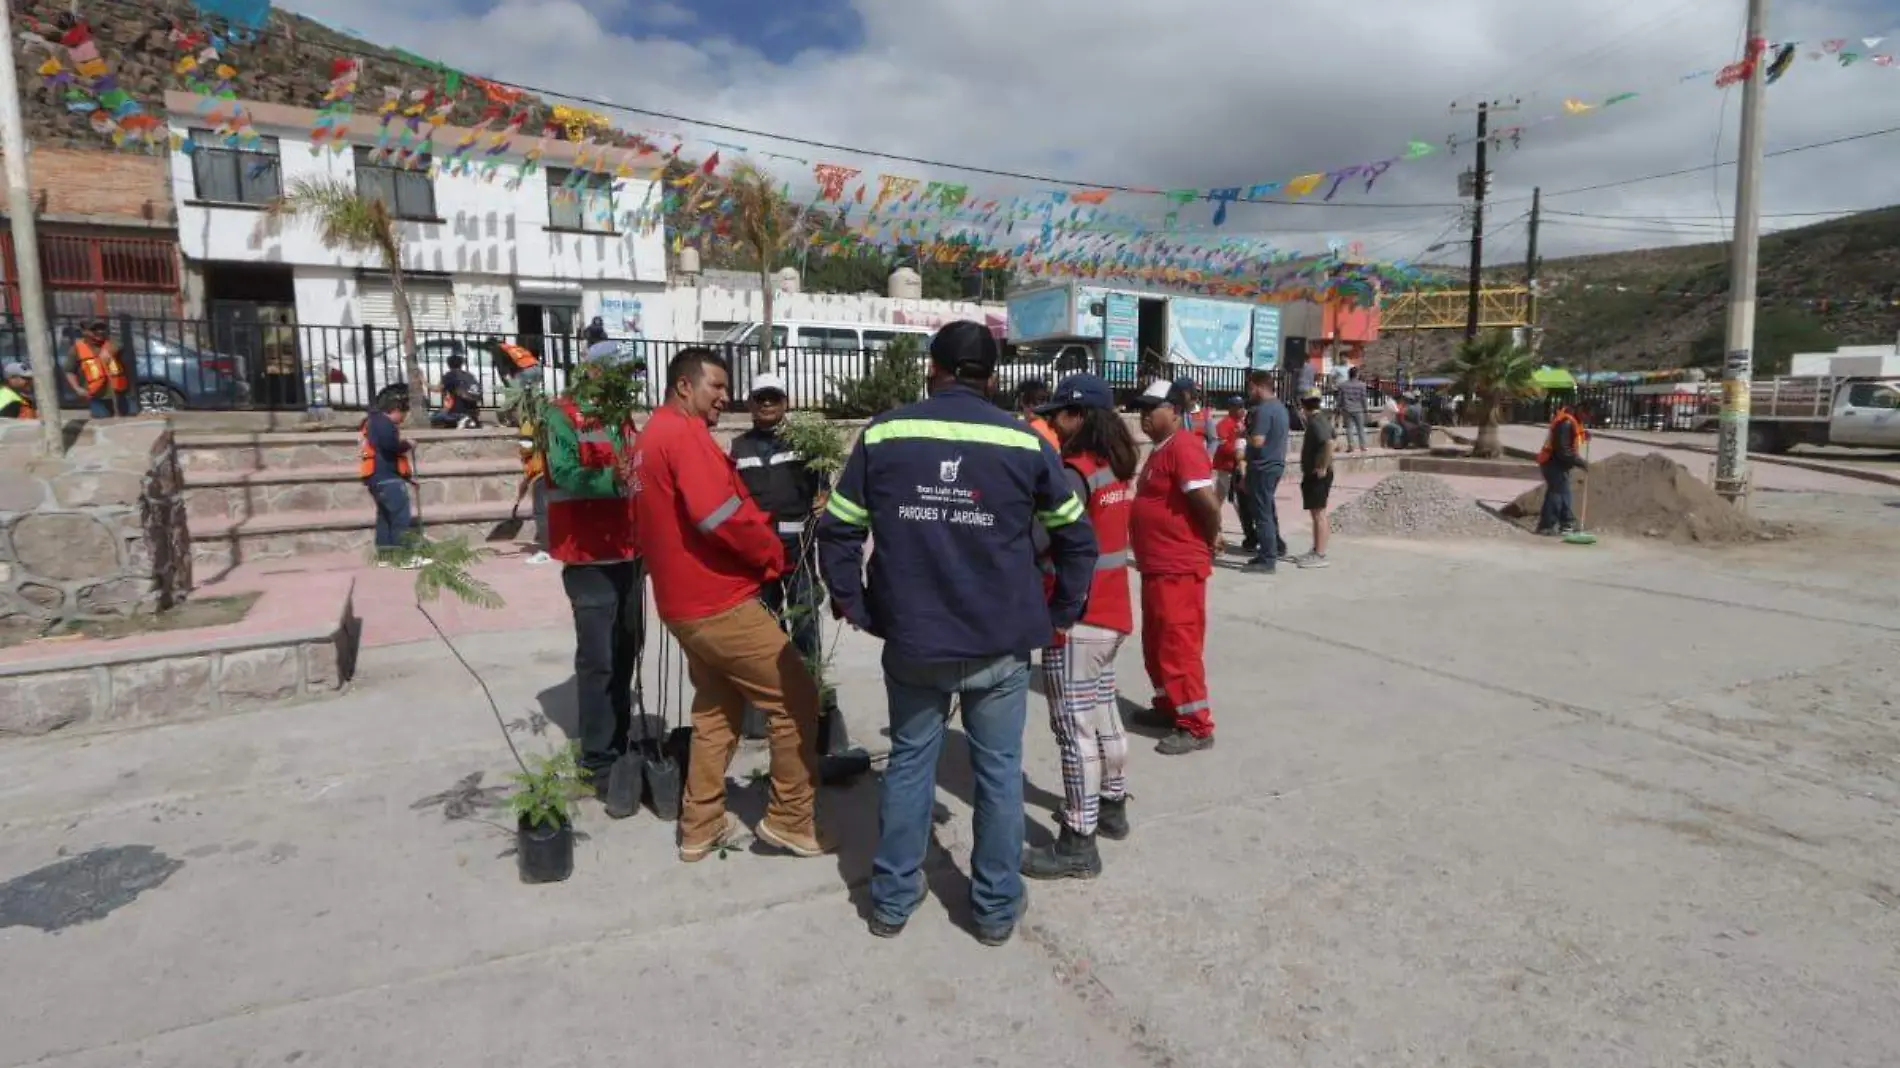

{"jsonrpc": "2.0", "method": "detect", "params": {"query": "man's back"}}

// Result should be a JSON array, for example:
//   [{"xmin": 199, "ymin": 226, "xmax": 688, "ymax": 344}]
[
  {"xmin": 1339, "ymin": 377, "xmax": 1368, "ymax": 414},
  {"xmin": 820, "ymin": 385, "xmax": 1093, "ymax": 664}
]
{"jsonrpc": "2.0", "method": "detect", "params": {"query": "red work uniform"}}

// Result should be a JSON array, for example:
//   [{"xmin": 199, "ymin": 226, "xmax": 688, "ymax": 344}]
[
  {"xmin": 1213, "ymin": 414, "xmax": 1241, "ymax": 479},
  {"xmin": 630, "ymin": 405, "xmax": 786, "ymax": 625},
  {"xmin": 1131, "ymin": 428, "xmax": 1216, "ymax": 738}
]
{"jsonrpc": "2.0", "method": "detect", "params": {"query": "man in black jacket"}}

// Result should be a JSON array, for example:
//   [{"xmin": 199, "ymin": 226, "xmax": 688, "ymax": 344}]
[{"xmin": 731, "ymin": 373, "xmax": 870, "ymax": 784}]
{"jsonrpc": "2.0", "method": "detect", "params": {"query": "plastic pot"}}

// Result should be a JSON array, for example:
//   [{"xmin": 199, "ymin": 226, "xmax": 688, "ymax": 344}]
[{"xmin": 517, "ymin": 813, "xmax": 574, "ymax": 884}]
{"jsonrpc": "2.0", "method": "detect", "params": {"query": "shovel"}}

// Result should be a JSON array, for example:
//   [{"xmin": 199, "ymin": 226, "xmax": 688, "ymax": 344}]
[{"xmin": 644, "ymin": 634, "xmax": 684, "ymax": 822}]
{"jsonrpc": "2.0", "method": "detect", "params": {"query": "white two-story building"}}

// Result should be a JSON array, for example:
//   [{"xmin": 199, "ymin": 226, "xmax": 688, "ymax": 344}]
[{"xmin": 163, "ymin": 91, "xmax": 670, "ymax": 405}]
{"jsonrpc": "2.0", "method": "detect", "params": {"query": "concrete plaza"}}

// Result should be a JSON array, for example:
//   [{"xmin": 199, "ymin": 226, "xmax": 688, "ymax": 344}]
[{"xmin": 3, "ymin": 473, "xmax": 1899, "ymax": 1067}]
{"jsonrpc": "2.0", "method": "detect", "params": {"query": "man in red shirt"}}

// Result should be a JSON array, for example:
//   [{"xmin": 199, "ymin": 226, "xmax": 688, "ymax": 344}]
[
  {"xmin": 1211, "ymin": 395, "xmax": 1255, "ymax": 551},
  {"xmin": 631, "ymin": 347, "xmax": 827, "ymax": 862},
  {"xmin": 1129, "ymin": 379, "xmax": 1223, "ymax": 756}
]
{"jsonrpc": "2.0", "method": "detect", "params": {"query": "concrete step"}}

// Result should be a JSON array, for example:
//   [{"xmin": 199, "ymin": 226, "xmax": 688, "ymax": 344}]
[
  {"xmin": 175, "ymin": 428, "xmax": 519, "ymax": 476},
  {"xmin": 183, "ymin": 459, "xmax": 524, "ymax": 522},
  {"xmin": 189, "ymin": 501, "xmax": 533, "ymax": 581}
]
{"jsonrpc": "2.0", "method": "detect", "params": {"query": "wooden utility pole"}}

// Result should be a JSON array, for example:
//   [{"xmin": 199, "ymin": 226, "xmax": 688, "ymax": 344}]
[
  {"xmin": 1525, "ymin": 186, "xmax": 1542, "ymax": 353},
  {"xmin": 1452, "ymin": 99, "xmax": 1518, "ymax": 340},
  {"xmin": 0, "ymin": 0, "xmax": 64, "ymax": 454}
]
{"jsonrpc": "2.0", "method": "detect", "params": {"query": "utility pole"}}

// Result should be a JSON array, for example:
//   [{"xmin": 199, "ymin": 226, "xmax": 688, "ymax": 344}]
[
  {"xmin": 1714, "ymin": 0, "xmax": 1768, "ymax": 507},
  {"xmin": 1451, "ymin": 99, "xmax": 1518, "ymax": 340},
  {"xmin": 1525, "ymin": 186, "xmax": 1542, "ymax": 353},
  {"xmin": 0, "ymin": 1, "xmax": 63, "ymax": 454}
]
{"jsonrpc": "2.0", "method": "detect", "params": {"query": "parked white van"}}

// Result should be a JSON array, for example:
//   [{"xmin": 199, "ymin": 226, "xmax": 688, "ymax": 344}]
[{"xmin": 717, "ymin": 320, "xmax": 935, "ymax": 405}]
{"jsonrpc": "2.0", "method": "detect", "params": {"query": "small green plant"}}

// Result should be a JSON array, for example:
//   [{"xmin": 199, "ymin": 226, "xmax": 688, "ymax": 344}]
[
  {"xmin": 824, "ymin": 336, "xmax": 926, "ymax": 418},
  {"xmin": 506, "ymin": 744, "xmax": 589, "ymax": 831},
  {"xmin": 566, "ymin": 355, "xmax": 647, "ymax": 429},
  {"xmin": 404, "ymin": 535, "xmax": 502, "ymax": 609},
  {"xmin": 774, "ymin": 411, "xmax": 847, "ymax": 476}
]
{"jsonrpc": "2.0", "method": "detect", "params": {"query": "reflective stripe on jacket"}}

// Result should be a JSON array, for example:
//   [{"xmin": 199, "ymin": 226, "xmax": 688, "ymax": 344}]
[
  {"xmin": 75, "ymin": 339, "xmax": 130, "ymax": 398},
  {"xmin": 1042, "ymin": 451, "xmax": 1134, "ymax": 641}
]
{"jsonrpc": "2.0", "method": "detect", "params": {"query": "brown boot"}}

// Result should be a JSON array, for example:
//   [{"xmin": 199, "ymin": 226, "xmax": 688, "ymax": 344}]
[{"xmin": 756, "ymin": 820, "xmax": 836, "ymax": 858}]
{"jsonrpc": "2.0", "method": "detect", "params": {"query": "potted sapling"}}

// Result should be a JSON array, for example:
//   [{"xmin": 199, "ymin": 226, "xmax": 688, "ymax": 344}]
[{"xmin": 507, "ymin": 744, "xmax": 588, "ymax": 883}]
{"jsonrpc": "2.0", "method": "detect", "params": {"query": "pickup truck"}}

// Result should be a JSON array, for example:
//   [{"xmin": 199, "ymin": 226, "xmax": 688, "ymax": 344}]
[{"xmin": 1709, "ymin": 375, "xmax": 1900, "ymax": 453}]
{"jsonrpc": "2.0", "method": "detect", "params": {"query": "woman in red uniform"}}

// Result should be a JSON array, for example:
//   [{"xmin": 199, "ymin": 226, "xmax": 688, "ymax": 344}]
[{"xmin": 1023, "ymin": 373, "xmax": 1141, "ymax": 880}]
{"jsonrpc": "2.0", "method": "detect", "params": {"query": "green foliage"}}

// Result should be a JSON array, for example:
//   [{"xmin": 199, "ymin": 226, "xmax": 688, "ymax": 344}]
[
  {"xmin": 505, "ymin": 744, "xmax": 588, "ymax": 831},
  {"xmin": 1450, "ymin": 332, "xmax": 1541, "ymax": 457},
  {"xmin": 564, "ymin": 357, "xmax": 646, "ymax": 429},
  {"xmin": 824, "ymin": 335, "xmax": 927, "ymax": 418},
  {"xmin": 774, "ymin": 412, "xmax": 848, "ymax": 477},
  {"xmin": 268, "ymin": 176, "xmax": 400, "ymax": 266},
  {"xmin": 393, "ymin": 535, "xmax": 503, "ymax": 609}
]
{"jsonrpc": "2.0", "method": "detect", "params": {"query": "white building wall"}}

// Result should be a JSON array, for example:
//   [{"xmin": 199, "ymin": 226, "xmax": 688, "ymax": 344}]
[
  {"xmin": 169, "ymin": 113, "xmax": 668, "ymax": 329},
  {"xmin": 665, "ymin": 285, "xmax": 1003, "ymax": 340}
]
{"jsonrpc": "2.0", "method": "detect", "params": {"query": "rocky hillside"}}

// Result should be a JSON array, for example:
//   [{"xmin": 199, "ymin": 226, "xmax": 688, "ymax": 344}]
[{"xmin": 1366, "ymin": 206, "xmax": 1900, "ymax": 376}]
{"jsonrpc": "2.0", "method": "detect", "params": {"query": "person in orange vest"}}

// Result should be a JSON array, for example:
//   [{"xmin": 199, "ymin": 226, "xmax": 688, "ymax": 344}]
[
  {"xmin": 0, "ymin": 362, "xmax": 38, "ymax": 419},
  {"xmin": 490, "ymin": 335, "xmax": 544, "ymax": 426},
  {"xmin": 543, "ymin": 360, "xmax": 646, "ymax": 812},
  {"xmin": 66, "ymin": 321, "xmax": 136, "ymax": 418},
  {"xmin": 1535, "ymin": 402, "xmax": 1590, "ymax": 535},
  {"xmin": 359, "ymin": 386, "xmax": 419, "ymax": 566},
  {"xmin": 632, "ymin": 346, "xmax": 826, "ymax": 862},
  {"xmin": 1015, "ymin": 379, "xmax": 1060, "ymax": 447},
  {"xmin": 1022, "ymin": 373, "xmax": 1140, "ymax": 880}
]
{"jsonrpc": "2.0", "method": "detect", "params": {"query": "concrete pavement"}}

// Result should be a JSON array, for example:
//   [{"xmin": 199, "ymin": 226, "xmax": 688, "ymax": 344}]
[
  {"xmin": 4, "ymin": 502, "xmax": 1900, "ymax": 1066},
  {"xmin": 1471, "ymin": 424, "xmax": 1897, "ymax": 496}
]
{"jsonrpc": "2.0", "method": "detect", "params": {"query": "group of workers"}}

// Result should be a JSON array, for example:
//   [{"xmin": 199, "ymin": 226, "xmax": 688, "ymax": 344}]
[{"xmin": 0, "ymin": 320, "xmax": 140, "ymax": 422}]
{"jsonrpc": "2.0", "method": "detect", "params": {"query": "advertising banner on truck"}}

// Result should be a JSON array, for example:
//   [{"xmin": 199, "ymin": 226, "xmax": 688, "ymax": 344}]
[
  {"xmin": 1168, "ymin": 297, "xmax": 1254, "ymax": 368},
  {"xmin": 1250, "ymin": 306, "xmax": 1282, "ymax": 370},
  {"xmin": 1007, "ymin": 286, "xmax": 1074, "ymax": 343},
  {"xmin": 1075, "ymin": 286, "xmax": 1111, "ymax": 338},
  {"xmin": 1104, "ymin": 292, "xmax": 1139, "ymax": 382}
]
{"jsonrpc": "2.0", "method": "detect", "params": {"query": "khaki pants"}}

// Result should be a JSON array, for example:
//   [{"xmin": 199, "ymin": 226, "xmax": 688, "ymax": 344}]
[{"xmin": 668, "ymin": 598, "xmax": 821, "ymax": 845}]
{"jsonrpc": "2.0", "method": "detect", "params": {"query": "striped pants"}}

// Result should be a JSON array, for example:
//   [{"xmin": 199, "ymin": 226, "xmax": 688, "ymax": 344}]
[{"xmin": 1042, "ymin": 624, "xmax": 1130, "ymax": 837}]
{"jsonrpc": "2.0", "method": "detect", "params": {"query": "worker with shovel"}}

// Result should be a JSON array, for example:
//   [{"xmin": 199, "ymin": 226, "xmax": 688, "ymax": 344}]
[{"xmin": 1534, "ymin": 400, "xmax": 1590, "ymax": 536}]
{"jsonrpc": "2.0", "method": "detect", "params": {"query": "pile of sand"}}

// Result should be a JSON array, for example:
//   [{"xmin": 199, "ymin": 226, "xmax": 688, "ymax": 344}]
[
  {"xmin": 1330, "ymin": 473, "xmax": 1519, "ymax": 539},
  {"xmin": 1501, "ymin": 452, "xmax": 1776, "ymax": 543}
]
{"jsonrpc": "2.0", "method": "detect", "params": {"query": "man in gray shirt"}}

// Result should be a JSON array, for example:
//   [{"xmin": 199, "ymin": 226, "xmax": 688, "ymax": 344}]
[
  {"xmin": 1337, "ymin": 367, "xmax": 1369, "ymax": 453},
  {"xmin": 1242, "ymin": 370, "xmax": 1288, "ymax": 573}
]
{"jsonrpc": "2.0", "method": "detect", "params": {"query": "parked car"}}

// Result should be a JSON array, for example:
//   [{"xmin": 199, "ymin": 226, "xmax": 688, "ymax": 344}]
[
  {"xmin": 0, "ymin": 329, "xmax": 250, "ymax": 412},
  {"xmin": 321, "ymin": 336, "xmax": 575, "ymax": 410}
]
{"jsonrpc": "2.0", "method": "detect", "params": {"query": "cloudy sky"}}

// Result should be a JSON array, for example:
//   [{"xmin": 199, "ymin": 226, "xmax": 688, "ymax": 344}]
[{"xmin": 277, "ymin": 0, "xmax": 1900, "ymax": 266}]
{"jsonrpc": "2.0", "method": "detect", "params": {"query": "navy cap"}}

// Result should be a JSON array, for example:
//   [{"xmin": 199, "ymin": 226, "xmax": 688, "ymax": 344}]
[
  {"xmin": 1038, "ymin": 373, "xmax": 1114, "ymax": 414},
  {"xmin": 1170, "ymin": 375, "xmax": 1200, "ymax": 397}
]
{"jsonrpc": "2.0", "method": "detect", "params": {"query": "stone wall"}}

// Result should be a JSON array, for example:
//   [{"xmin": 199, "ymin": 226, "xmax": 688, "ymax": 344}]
[{"xmin": 0, "ymin": 420, "xmax": 192, "ymax": 623}]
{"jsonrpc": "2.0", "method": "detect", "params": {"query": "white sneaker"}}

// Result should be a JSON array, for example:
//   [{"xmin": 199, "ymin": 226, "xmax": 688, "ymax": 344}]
[
  {"xmin": 1294, "ymin": 551, "xmax": 1330, "ymax": 569},
  {"xmin": 525, "ymin": 551, "xmax": 551, "ymax": 566}
]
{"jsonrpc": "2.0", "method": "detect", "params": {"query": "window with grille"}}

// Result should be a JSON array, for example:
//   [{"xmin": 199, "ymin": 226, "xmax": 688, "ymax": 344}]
[
  {"xmin": 190, "ymin": 130, "xmax": 281, "ymax": 206},
  {"xmin": 545, "ymin": 167, "xmax": 617, "ymax": 233},
  {"xmin": 353, "ymin": 146, "xmax": 438, "ymax": 221}
]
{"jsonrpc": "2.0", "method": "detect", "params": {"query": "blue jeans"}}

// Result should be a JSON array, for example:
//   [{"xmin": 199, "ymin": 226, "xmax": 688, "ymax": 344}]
[
  {"xmin": 874, "ymin": 650, "xmax": 1030, "ymax": 931},
  {"xmin": 1538, "ymin": 462, "xmax": 1576, "ymax": 531},
  {"xmin": 1245, "ymin": 464, "xmax": 1285, "ymax": 566},
  {"xmin": 89, "ymin": 393, "xmax": 138, "ymax": 418},
  {"xmin": 368, "ymin": 479, "xmax": 415, "ymax": 551}
]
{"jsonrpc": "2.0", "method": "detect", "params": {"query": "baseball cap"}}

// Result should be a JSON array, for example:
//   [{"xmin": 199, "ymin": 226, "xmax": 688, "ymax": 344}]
[
  {"xmin": 749, "ymin": 372, "xmax": 788, "ymax": 399},
  {"xmin": 1131, "ymin": 379, "xmax": 1187, "ymax": 410},
  {"xmin": 1038, "ymin": 373, "xmax": 1114, "ymax": 414},
  {"xmin": 3, "ymin": 361, "xmax": 28, "ymax": 378},
  {"xmin": 928, "ymin": 321, "xmax": 1000, "ymax": 378},
  {"xmin": 1169, "ymin": 375, "xmax": 1200, "ymax": 397}
]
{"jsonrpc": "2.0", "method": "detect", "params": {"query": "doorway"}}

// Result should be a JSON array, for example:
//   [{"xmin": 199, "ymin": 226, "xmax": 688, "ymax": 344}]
[
  {"xmin": 1137, "ymin": 298, "xmax": 1168, "ymax": 378},
  {"xmin": 205, "ymin": 264, "xmax": 300, "ymax": 409},
  {"xmin": 518, "ymin": 301, "xmax": 581, "ymax": 372}
]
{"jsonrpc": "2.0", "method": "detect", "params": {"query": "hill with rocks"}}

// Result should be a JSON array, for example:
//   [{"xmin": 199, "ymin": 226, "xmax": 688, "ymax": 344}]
[{"xmin": 1365, "ymin": 205, "xmax": 1900, "ymax": 376}]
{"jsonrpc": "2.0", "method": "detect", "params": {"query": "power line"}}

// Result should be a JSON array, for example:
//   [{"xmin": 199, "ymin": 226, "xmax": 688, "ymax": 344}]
[
  {"xmin": 1549, "ymin": 207, "xmax": 1886, "ymax": 222},
  {"xmin": 1515, "ymin": 125, "xmax": 1900, "ymax": 201}
]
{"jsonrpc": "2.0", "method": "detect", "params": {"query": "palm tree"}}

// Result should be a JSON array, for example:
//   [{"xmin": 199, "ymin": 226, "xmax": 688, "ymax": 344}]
[
  {"xmin": 726, "ymin": 163, "xmax": 798, "ymax": 373},
  {"xmin": 1450, "ymin": 330, "xmax": 1540, "ymax": 458},
  {"xmin": 268, "ymin": 177, "xmax": 428, "ymax": 422}
]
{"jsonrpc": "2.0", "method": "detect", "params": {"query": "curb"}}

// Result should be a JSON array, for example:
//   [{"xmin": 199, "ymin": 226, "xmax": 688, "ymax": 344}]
[{"xmin": 1582, "ymin": 430, "xmax": 1900, "ymax": 490}]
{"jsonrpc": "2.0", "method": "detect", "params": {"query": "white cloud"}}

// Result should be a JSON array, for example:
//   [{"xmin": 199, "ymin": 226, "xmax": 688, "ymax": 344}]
[{"xmin": 278, "ymin": 0, "xmax": 1900, "ymax": 264}]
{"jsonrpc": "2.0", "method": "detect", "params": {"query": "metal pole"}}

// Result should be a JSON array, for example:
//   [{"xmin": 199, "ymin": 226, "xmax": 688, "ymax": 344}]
[
  {"xmin": 1714, "ymin": 0, "xmax": 1767, "ymax": 506},
  {"xmin": 0, "ymin": 2, "xmax": 64, "ymax": 454},
  {"xmin": 1464, "ymin": 103, "xmax": 1489, "ymax": 340},
  {"xmin": 1525, "ymin": 186, "xmax": 1541, "ymax": 353}
]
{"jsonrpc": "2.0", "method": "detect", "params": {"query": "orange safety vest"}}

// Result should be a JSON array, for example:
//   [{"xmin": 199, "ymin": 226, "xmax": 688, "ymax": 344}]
[
  {"xmin": 1536, "ymin": 409, "xmax": 1588, "ymax": 465},
  {"xmin": 358, "ymin": 420, "xmax": 414, "ymax": 481},
  {"xmin": 1040, "ymin": 451, "xmax": 1135, "ymax": 642},
  {"xmin": 74, "ymin": 339, "xmax": 130, "ymax": 399},
  {"xmin": 1027, "ymin": 414, "xmax": 1059, "ymax": 449},
  {"xmin": 518, "ymin": 416, "xmax": 545, "ymax": 481},
  {"xmin": 499, "ymin": 343, "xmax": 539, "ymax": 371}
]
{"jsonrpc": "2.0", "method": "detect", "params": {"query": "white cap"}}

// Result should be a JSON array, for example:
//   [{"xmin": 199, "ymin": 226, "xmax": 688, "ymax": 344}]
[
  {"xmin": 1131, "ymin": 379, "xmax": 1177, "ymax": 409},
  {"xmin": 749, "ymin": 372, "xmax": 789, "ymax": 398}
]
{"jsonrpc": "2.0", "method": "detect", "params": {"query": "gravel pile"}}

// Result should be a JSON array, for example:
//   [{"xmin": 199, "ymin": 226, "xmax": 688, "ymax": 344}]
[
  {"xmin": 1501, "ymin": 452, "xmax": 1775, "ymax": 543},
  {"xmin": 1330, "ymin": 473, "xmax": 1518, "ymax": 539}
]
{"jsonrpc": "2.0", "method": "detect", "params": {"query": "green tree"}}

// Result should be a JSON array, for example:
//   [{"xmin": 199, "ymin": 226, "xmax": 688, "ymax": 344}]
[
  {"xmin": 727, "ymin": 164, "xmax": 800, "ymax": 373},
  {"xmin": 825, "ymin": 335, "xmax": 926, "ymax": 417},
  {"xmin": 1450, "ymin": 331, "xmax": 1541, "ymax": 458},
  {"xmin": 268, "ymin": 177, "xmax": 428, "ymax": 422}
]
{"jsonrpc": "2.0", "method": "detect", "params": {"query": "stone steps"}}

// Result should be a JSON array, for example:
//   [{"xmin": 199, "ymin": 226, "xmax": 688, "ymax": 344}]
[
  {"xmin": 174, "ymin": 427, "xmax": 519, "ymax": 476},
  {"xmin": 183, "ymin": 459, "xmax": 523, "ymax": 522},
  {"xmin": 190, "ymin": 501, "xmax": 530, "ymax": 580}
]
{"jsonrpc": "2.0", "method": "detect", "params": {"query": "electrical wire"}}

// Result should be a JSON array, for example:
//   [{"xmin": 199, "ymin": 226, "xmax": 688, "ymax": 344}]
[
  {"xmin": 1488, "ymin": 125, "xmax": 1900, "ymax": 203},
  {"xmin": 1548, "ymin": 207, "xmax": 1884, "ymax": 222}
]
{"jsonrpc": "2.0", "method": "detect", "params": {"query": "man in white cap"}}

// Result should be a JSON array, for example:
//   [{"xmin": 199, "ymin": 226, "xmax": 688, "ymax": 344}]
[{"xmin": 729, "ymin": 373, "xmax": 871, "ymax": 784}]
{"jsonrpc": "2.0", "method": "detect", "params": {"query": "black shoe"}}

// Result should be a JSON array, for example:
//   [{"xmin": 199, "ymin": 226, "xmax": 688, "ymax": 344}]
[
  {"xmin": 1097, "ymin": 796, "xmax": 1131, "ymax": 841},
  {"xmin": 1239, "ymin": 539, "xmax": 1258, "ymax": 555},
  {"xmin": 1130, "ymin": 703, "xmax": 1175, "ymax": 732},
  {"xmin": 819, "ymin": 748, "xmax": 873, "ymax": 787},
  {"xmin": 868, "ymin": 882, "xmax": 929, "ymax": 939},
  {"xmin": 1533, "ymin": 526, "xmax": 1558, "ymax": 537},
  {"xmin": 1156, "ymin": 729, "xmax": 1214, "ymax": 756},
  {"xmin": 1021, "ymin": 826, "xmax": 1102, "ymax": 881},
  {"xmin": 974, "ymin": 886, "xmax": 1027, "ymax": 947},
  {"xmin": 1242, "ymin": 560, "xmax": 1278, "ymax": 575}
]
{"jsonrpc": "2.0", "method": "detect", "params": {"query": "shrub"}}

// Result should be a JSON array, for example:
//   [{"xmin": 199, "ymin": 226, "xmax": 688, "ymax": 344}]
[{"xmin": 824, "ymin": 335, "xmax": 926, "ymax": 418}]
